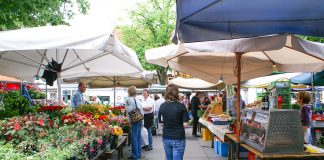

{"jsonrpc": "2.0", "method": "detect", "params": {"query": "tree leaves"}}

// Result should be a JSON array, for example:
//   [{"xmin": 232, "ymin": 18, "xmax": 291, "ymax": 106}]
[
  {"xmin": 118, "ymin": 0, "xmax": 176, "ymax": 85},
  {"xmin": 0, "ymin": 0, "xmax": 90, "ymax": 31}
]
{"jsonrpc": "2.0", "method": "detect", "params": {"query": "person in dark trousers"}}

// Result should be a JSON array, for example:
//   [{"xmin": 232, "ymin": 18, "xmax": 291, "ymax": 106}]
[
  {"xmin": 191, "ymin": 91, "xmax": 203, "ymax": 137},
  {"xmin": 159, "ymin": 84, "xmax": 189, "ymax": 160},
  {"xmin": 141, "ymin": 89, "xmax": 155, "ymax": 151}
]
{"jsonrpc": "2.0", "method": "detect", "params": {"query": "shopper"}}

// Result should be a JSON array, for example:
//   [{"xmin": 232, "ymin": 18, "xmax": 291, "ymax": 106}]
[
  {"xmin": 159, "ymin": 84, "xmax": 189, "ymax": 160},
  {"xmin": 191, "ymin": 91, "xmax": 202, "ymax": 137},
  {"xmin": 125, "ymin": 86, "xmax": 144, "ymax": 160},
  {"xmin": 202, "ymin": 96, "xmax": 211, "ymax": 106},
  {"xmin": 141, "ymin": 89, "xmax": 155, "ymax": 151},
  {"xmin": 297, "ymin": 91, "xmax": 312, "ymax": 144}
]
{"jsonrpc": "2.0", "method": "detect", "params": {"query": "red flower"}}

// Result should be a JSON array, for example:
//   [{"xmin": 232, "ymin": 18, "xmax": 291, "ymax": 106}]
[
  {"xmin": 38, "ymin": 118, "xmax": 45, "ymax": 126},
  {"xmin": 14, "ymin": 122, "xmax": 21, "ymax": 131}
]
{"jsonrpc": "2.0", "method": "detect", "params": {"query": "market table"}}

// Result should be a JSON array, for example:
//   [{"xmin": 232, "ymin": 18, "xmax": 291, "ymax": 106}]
[
  {"xmin": 100, "ymin": 135, "xmax": 128, "ymax": 160},
  {"xmin": 226, "ymin": 133, "xmax": 324, "ymax": 160},
  {"xmin": 199, "ymin": 118, "xmax": 233, "ymax": 141},
  {"xmin": 241, "ymin": 143, "xmax": 324, "ymax": 159},
  {"xmin": 199, "ymin": 118, "xmax": 233, "ymax": 148}
]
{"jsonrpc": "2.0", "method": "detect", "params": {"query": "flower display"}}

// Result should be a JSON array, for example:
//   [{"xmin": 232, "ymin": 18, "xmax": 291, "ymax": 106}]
[
  {"xmin": 108, "ymin": 105, "xmax": 126, "ymax": 116},
  {"xmin": 76, "ymin": 104, "xmax": 108, "ymax": 115},
  {"xmin": 108, "ymin": 125, "xmax": 123, "ymax": 136},
  {"xmin": 37, "ymin": 106, "xmax": 63, "ymax": 112}
]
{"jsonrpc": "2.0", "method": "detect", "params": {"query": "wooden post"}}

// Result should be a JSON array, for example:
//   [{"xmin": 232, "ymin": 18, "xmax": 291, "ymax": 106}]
[
  {"xmin": 235, "ymin": 53, "xmax": 243, "ymax": 139},
  {"xmin": 235, "ymin": 53, "xmax": 243, "ymax": 160}
]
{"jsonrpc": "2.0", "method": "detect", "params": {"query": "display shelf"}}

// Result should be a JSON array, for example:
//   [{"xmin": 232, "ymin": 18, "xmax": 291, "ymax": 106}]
[{"xmin": 240, "ymin": 109, "xmax": 304, "ymax": 153}]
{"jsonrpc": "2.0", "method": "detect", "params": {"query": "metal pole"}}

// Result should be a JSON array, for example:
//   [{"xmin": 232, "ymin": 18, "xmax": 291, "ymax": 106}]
[
  {"xmin": 311, "ymin": 72, "xmax": 315, "ymax": 108},
  {"xmin": 57, "ymin": 72, "xmax": 62, "ymax": 106},
  {"xmin": 45, "ymin": 84, "xmax": 48, "ymax": 104},
  {"xmin": 114, "ymin": 76, "xmax": 116, "ymax": 106}
]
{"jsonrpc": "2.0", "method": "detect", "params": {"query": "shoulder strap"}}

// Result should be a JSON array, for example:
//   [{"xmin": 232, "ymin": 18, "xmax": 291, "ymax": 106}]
[{"xmin": 133, "ymin": 97, "xmax": 138, "ymax": 109}]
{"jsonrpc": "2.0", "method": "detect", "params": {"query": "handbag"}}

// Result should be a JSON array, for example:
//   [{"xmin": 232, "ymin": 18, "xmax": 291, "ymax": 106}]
[{"xmin": 128, "ymin": 97, "xmax": 144, "ymax": 123}]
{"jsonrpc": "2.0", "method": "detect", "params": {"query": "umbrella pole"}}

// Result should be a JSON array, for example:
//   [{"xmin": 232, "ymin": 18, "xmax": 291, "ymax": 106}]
[
  {"xmin": 311, "ymin": 72, "xmax": 315, "ymax": 108},
  {"xmin": 45, "ymin": 84, "xmax": 48, "ymax": 104},
  {"xmin": 114, "ymin": 76, "xmax": 116, "ymax": 107},
  {"xmin": 235, "ymin": 53, "xmax": 243, "ymax": 159},
  {"xmin": 57, "ymin": 73, "xmax": 62, "ymax": 106}
]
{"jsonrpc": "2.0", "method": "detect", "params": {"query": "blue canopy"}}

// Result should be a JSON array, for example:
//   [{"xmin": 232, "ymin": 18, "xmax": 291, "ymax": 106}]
[
  {"xmin": 291, "ymin": 71, "xmax": 324, "ymax": 86},
  {"xmin": 173, "ymin": 0, "xmax": 324, "ymax": 43}
]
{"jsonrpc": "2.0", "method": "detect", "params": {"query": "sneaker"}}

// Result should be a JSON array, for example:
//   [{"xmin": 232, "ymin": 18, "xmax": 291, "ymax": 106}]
[
  {"xmin": 144, "ymin": 146, "xmax": 153, "ymax": 151},
  {"xmin": 141, "ymin": 145, "xmax": 148, "ymax": 149}
]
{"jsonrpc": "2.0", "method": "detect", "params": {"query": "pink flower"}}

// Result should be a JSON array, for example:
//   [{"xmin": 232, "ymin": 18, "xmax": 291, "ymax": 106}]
[
  {"xmin": 14, "ymin": 122, "xmax": 21, "ymax": 131},
  {"xmin": 38, "ymin": 118, "xmax": 45, "ymax": 126},
  {"xmin": 97, "ymin": 139, "xmax": 103, "ymax": 144}
]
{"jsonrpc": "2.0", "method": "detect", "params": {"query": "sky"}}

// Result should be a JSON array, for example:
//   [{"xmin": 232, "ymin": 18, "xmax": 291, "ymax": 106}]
[{"xmin": 69, "ymin": 0, "xmax": 141, "ymax": 30}]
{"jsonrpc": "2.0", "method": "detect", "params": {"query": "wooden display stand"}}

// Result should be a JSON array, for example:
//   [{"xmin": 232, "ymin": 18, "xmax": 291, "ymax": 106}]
[{"xmin": 203, "ymin": 102, "xmax": 223, "ymax": 119}]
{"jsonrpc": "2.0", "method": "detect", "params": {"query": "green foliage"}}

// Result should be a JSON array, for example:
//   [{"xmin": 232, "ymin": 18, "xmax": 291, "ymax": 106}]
[
  {"xmin": 291, "ymin": 103, "xmax": 301, "ymax": 110},
  {"xmin": 299, "ymin": 36, "xmax": 324, "ymax": 43},
  {"xmin": 119, "ymin": 0, "xmax": 175, "ymax": 84},
  {"xmin": 28, "ymin": 89, "xmax": 46, "ymax": 99},
  {"xmin": 0, "ymin": 0, "xmax": 90, "ymax": 31},
  {"xmin": 0, "ymin": 91, "xmax": 32, "ymax": 119}
]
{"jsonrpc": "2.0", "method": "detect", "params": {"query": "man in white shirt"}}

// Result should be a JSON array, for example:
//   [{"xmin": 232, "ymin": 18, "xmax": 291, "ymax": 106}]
[
  {"xmin": 141, "ymin": 89, "xmax": 155, "ymax": 151},
  {"xmin": 154, "ymin": 93, "xmax": 165, "ymax": 135}
]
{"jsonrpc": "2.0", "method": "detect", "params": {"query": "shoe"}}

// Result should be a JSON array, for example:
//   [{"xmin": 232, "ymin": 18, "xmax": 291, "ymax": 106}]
[
  {"xmin": 141, "ymin": 145, "xmax": 148, "ymax": 149},
  {"xmin": 144, "ymin": 147, "xmax": 153, "ymax": 151},
  {"xmin": 194, "ymin": 135, "xmax": 201, "ymax": 137},
  {"xmin": 127, "ymin": 156, "xmax": 135, "ymax": 159}
]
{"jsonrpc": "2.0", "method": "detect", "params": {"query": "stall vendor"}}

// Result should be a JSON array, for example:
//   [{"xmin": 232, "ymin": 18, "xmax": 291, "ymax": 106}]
[{"xmin": 71, "ymin": 82, "xmax": 87, "ymax": 110}]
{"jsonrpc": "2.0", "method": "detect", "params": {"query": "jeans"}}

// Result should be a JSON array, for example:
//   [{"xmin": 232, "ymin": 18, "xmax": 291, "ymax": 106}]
[
  {"xmin": 131, "ymin": 120, "xmax": 142, "ymax": 159},
  {"xmin": 147, "ymin": 127, "xmax": 153, "ymax": 148},
  {"xmin": 162, "ymin": 138, "xmax": 186, "ymax": 160}
]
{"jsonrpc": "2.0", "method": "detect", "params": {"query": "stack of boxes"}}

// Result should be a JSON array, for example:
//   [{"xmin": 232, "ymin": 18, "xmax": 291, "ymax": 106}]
[{"xmin": 268, "ymin": 81, "xmax": 291, "ymax": 109}]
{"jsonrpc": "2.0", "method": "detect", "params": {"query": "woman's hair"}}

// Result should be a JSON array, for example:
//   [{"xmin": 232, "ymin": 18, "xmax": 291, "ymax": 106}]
[
  {"xmin": 298, "ymin": 91, "xmax": 312, "ymax": 104},
  {"xmin": 128, "ymin": 86, "xmax": 137, "ymax": 97},
  {"xmin": 165, "ymin": 84, "xmax": 180, "ymax": 101}
]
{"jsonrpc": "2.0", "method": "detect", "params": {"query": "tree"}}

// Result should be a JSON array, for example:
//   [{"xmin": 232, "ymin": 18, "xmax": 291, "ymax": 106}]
[
  {"xmin": 118, "ymin": 0, "xmax": 175, "ymax": 85},
  {"xmin": 0, "ymin": 0, "xmax": 90, "ymax": 31}
]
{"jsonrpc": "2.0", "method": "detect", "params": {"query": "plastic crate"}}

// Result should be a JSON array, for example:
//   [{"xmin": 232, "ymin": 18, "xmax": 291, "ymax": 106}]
[
  {"xmin": 202, "ymin": 128, "xmax": 212, "ymax": 141},
  {"xmin": 214, "ymin": 138, "xmax": 219, "ymax": 154},
  {"xmin": 248, "ymin": 151, "xmax": 256, "ymax": 160},
  {"xmin": 218, "ymin": 142, "xmax": 229, "ymax": 157}
]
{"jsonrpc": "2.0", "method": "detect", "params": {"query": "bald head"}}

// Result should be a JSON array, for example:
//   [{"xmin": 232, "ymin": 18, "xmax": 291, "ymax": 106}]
[{"xmin": 78, "ymin": 82, "xmax": 86, "ymax": 93}]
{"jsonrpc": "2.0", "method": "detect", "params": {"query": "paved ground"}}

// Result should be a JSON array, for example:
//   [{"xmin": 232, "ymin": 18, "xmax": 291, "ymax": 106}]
[{"xmin": 121, "ymin": 128, "xmax": 228, "ymax": 160}]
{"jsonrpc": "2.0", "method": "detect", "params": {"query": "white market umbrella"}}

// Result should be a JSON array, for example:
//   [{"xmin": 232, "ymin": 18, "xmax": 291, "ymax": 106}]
[
  {"xmin": 0, "ymin": 26, "xmax": 143, "ymax": 105},
  {"xmin": 146, "ymin": 34, "xmax": 324, "ymax": 85},
  {"xmin": 63, "ymin": 71, "xmax": 154, "ymax": 105},
  {"xmin": 169, "ymin": 77, "xmax": 225, "ymax": 90},
  {"xmin": 146, "ymin": 34, "xmax": 324, "ymax": 138},
  {"xmin": 241, "ymin": 73, "xmax": 303, "ymax": 88}
]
